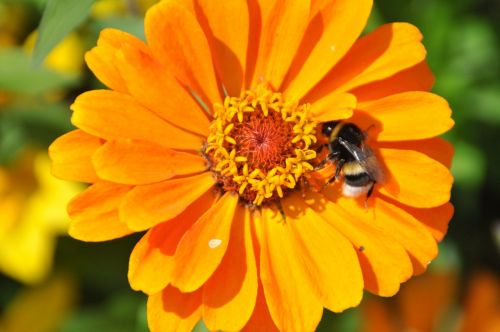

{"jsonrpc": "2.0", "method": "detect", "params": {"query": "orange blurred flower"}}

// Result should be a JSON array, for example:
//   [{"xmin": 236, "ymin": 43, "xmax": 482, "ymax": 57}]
[
  {"xmin": 361, "ymin": 269, "xmax": 500, "ymax": 332},
  {"xmin": 49, "ymin": 0, "xmax": 454, "ymax": 330}
]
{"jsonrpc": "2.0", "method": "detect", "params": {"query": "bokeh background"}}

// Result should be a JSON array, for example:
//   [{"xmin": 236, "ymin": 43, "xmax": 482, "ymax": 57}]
[{"xmin": 0, "ymin": 0, "xmax": 499, "ymax": 331}]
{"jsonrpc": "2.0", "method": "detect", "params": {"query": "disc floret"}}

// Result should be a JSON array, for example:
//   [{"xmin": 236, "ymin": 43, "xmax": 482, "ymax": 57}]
[{"xmin": 205, "ymin": 84, "xmax": 318, "ymax": 206}]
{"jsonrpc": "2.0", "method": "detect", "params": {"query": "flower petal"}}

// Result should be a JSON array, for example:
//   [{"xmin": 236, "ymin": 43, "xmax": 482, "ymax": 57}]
[
  {"xmin": 259, "ymin": 207, "xmax": 323, "ymax": 332},
  {"xmin": 170, "ymin": 192, "xmax": 239, "ymax": 292},
  {"xmin": 92, "ymin": 140, "xmax": 207, "ymax": 185},
  {"xmin": 283, "ymin": 0, "xmax": 373, "ymax": 99},
  {"xmin": 145, "ymin": 0, "xmax": 221, "ymax": 106},
  {"xmin": 85, "ymin": 28, "xmax": 147, "ymax": 93},
  {"xmin": 71, "ymin": 90, "xmax": 204, "ymax": 150},
  {"xmin": 68, "ymin": 182, "xmax": 133, "ymax": 242},
  {"xmin": 336, "ymin": 194, "xmax": 438, "ymax": 275},
  {"xmin": 202, "ymin": 208, "xmax": 257, "ymax": 331},
  {"xmin": 242, "ymin": 280, "xmax": 279, "ymax": 332},
  {"xmin": 307, "ymin": 190, "xmax": 413, "ymax": 296},
  {"xmin": 282, "ymin": 194, "xmax": 364, "ymax": 312},
  {"xmin": 309, "ymin": 92, "xmax": 355, "ymax": 122},
  {"xmin": 351, "ymin": 61, "xmax": 435, "ymax": 102},
  {"xmin": 49, "ymin": 129, "xmax": 101, "ymax": 183},
  {"xmin": 307, "ymin": 23, "xmax": 426, "ymax": 100},
  {"xmin": 128, "ymin": 190, "xmax": 218, "ymax": 294},
  {"xmin": 121, "ymin": 172, "xmax": 215, "ymax": 231},
  {"xmin": 194, "ymin": 0, "xmax": 249, "ymax": 96},
  {"xmin": 116, "ymin": 43, "xmax": 210, "ymax": 136},
  {"xmin": 354, "ymin": 92, "xmax": 454, "ymax": 141},
  {"xmin": 85, "ymin": 37, "xmax": 125, "ymax": 93},
  {"xmin": 379, "ymin": 148, "xmax": 453, "ymax": 208},
  {"xmin": 397, "ymin": 202, "xmax": 454, "ymax": 242},
  {"xmin": 252, "ymin": 0, "xmax": 310, "ymax": 89},
  {"xmin": 375, "ymin": 138, "xmax": 454, "ymax": 168},
  {"xmin": 147, "ymin": 286, "xmax": 202, "ymax": 332}
]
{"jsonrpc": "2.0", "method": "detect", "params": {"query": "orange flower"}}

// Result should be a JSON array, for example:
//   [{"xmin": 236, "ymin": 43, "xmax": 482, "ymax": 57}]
[
  {"xmin": 361, "ymin": 269, "xmax": 500, "ymax": 332},
  {"xmin": 49, "ymin": 0, "xmax": 454, "ymax": 330}
]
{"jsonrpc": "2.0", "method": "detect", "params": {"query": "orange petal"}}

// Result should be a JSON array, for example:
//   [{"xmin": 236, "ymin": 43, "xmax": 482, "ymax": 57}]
[
  {"xmin": 116, "ymin": 43, "xmax": 210, "ymax": 136},
  {"xmin": 309, "ymin": 92, "xmax": 356, "ymax": 122},
  {"xmin": 170, "ymin": 192, "xmax": 239, "ymax": 292},
  {"xmin": 259, "ymin": 207, "xmax": 323, "ymax": 332},
  {"xmin": 307, "ymin": 23, "xmax": 426, "ymax": 100},
  {"xmin": 397, "ymin": 202, "xmax": 454, "ymax": 242},
  {"xmin": 145, "ymin": 0, "xmax": 221, "ymax": 107},
  {"xmin": 202, "ymin": 208, "xmax": 257, "ymax": 331},
  {"xmin": 68, "ymin": 182, "xmax": 133, "ymax": 242},
  {"xmin": 128, "ymin": 190, "xmax": 218, "ymax": 294},
  {"xmin": 283, "ymin": 0, "xmax": 373, "ymax": 99},
  {"xmin": 379, "ymin": 148, "xmax": 453, "ymax": 208},
  {"xmin": 244, "ymin": 0, "xmax": 277, "ymax": 89},
  {"xmin": 121, "ymin": 172, "xmax": 215, "ymax": 231},
  {"xmin": 351, "ymin": 61, "xmax": 435, "ymax": 102},
  {"xmin": 252, "ymin": 0, "xmax": 310, "ymax": 89},
  {"xmin": 71, "ymin": 90, "xmax": 204, "ymax": 151},
  {"xmin": 336, "ymin": 195, "xmax": 438, "ymax": 275},
  {"xmin": 85, "ymin": 28, "xmax": 147, "ymax": 93},
  {"xmin": 147, "ymin": 286, "xmax": 202, "ymax": 332},
  {"xmin": 354, "ymin": 92, "xmax": 454, "ymax": 141},
  {"xmin": 242, "ymin": 280, "xmax": 279, "ymax": 332},
  {"xmin": 49, "ymin": 129, "xmax": 101, "ymax": 183},
  {"xmin": 309, "ymin": 190, "xmax": 412, "ymax": 296},
  {"xmin": 282, "ymin": 194, "xmax": 364, "ymax": 312},
  {"xmin": 375, "ymin": 137, "xmax": 454, "ymax": 168},
  {"xmin": 92, "ymin": 140, "xmax": 207, "ymax": 185},
  {"xmin": 194, "ymin": 0, "xmax": 249, "ymax": 96}
]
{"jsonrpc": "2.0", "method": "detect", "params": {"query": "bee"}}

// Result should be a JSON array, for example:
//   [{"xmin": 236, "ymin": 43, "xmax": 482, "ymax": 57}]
[{"xmin": 318, "ymin": 121, "xmax": 384, "ymax": 199}]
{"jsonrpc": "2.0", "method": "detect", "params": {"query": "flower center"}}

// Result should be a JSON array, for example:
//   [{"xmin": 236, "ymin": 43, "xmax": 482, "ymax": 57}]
[{"xmin": 204, "ymin": 84, "xmax": 318, "ymax": 206}]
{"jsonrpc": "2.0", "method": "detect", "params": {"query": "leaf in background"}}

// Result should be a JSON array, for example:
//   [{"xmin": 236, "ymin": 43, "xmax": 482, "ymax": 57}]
[
  {"xmin": 91, "ymin": 15, "xmax": 145, "ymax": 41},
  {"xmin": 33, "ymin": 0, "xmax": 95, "ymax": 66},
  {"xmin": 2, "ymin": 101, "xmax": 74, "ymax": 146},
  {"xmin": 0, "ymin": 48, "xmax": 77, "ymax": 94},
  {"xmin": 0, "ymin": 114, "xmax": 26, "ymax": 165},
  {"xmin": 60, "ymin": 291, "xmax": 147, "ymax": 332},
  {"xmin": 451, "ymin": 141, "xmax": 486, "ymax": 189}
]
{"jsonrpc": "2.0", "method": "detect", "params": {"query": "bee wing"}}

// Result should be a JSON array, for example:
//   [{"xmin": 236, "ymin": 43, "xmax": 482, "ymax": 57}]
[{"xmin": 337, "ymin": 137, "xmax": 385, "ymax": 182}]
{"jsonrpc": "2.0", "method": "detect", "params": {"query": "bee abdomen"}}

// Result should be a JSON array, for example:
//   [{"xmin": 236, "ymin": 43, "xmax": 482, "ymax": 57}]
[{"xmin": 344, "ymin": 172, "xmax": 372, "ymax": 187}]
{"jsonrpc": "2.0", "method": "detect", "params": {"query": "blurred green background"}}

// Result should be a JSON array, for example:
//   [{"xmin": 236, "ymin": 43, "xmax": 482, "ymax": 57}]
[{"xmin": 0, "ymin": 0, "xmax": 499, "ymax": 331}]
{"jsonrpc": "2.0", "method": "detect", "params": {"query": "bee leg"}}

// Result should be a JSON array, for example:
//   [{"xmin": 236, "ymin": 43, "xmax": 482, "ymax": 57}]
[
  {"xmin": 315, "ymin": 158, "xmax": 329, "ymax": 170},
  {"xmin": 275, "ymin": 201, "xmax": 287, "ymax": 223},
  {"xmin": 366, "ymin": 183, "xmax": 375, "ymax": 198},
  {"xmin": 364, "ymin": 183, "xmax": 375, "ymax": 209},
  {"xmin": 314, "ymin": 150, "xmax": 340, "ymax": 170},
  {"xmin": 329, "ymin": 159, "xmax": 345, "ymax": 184},
  {"xmin": 322, "ymin": 158, "xmax": 345, "ymax": 191},
  {"xmin": 299, "ymin": 177, "xmax": 307, "ymax": 198}
]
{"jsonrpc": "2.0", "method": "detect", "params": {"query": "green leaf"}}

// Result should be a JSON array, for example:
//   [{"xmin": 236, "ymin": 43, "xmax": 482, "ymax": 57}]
[
  {"xmin": 0, "ymin": 48, "xmax": 77, "ymax": 94},
  {"xmin": 91, "ymin": 15, "xmax": 145, "ymax": 41},
  {"xmin": 33, "ymin": 0, "xmax": 95, "ymax": 66}
]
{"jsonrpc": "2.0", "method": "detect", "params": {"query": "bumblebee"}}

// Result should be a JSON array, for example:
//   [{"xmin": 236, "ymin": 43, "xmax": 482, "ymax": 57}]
[{"xmin": 319, "ymin": 121, "xmax": 384, "ymax": 198}]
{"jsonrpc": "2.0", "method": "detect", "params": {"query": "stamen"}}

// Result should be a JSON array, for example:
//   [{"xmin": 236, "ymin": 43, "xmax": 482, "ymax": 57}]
[{"xmin": 204, "ymin": 84, "xmax": 318, "ymax": 206}]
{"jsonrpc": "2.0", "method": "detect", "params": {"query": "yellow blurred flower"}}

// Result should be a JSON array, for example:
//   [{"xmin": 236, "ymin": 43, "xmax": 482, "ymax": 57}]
[
  {"xmin": 91, "ymin": 0, "xmax": 159, "ymax": 18},
  {"xmin": 0, "ymin": 274, "xmax": 77, "ymax": 332},
  {"xmin": 91, "ymin": 0, "xmax": 127, "ymax": 18},
  {"xmin": 0, "ymin": 151, "xmax": 82, "ymax": 284},
  {"xmin": 23, "ymin": 31, "xmax": 85, "ymax": 76}
]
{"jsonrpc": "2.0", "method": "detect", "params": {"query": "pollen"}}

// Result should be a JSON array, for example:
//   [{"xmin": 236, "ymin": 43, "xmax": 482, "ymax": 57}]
[{"xmin": 204, "ymin": 84, "xmax": 318, "ymax": 206}]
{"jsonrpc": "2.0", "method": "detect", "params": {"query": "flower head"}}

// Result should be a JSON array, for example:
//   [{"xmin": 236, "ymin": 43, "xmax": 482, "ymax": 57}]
[{"xmin": 49, "ymin": 0, "xmax": 454, "ymax": 330}]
